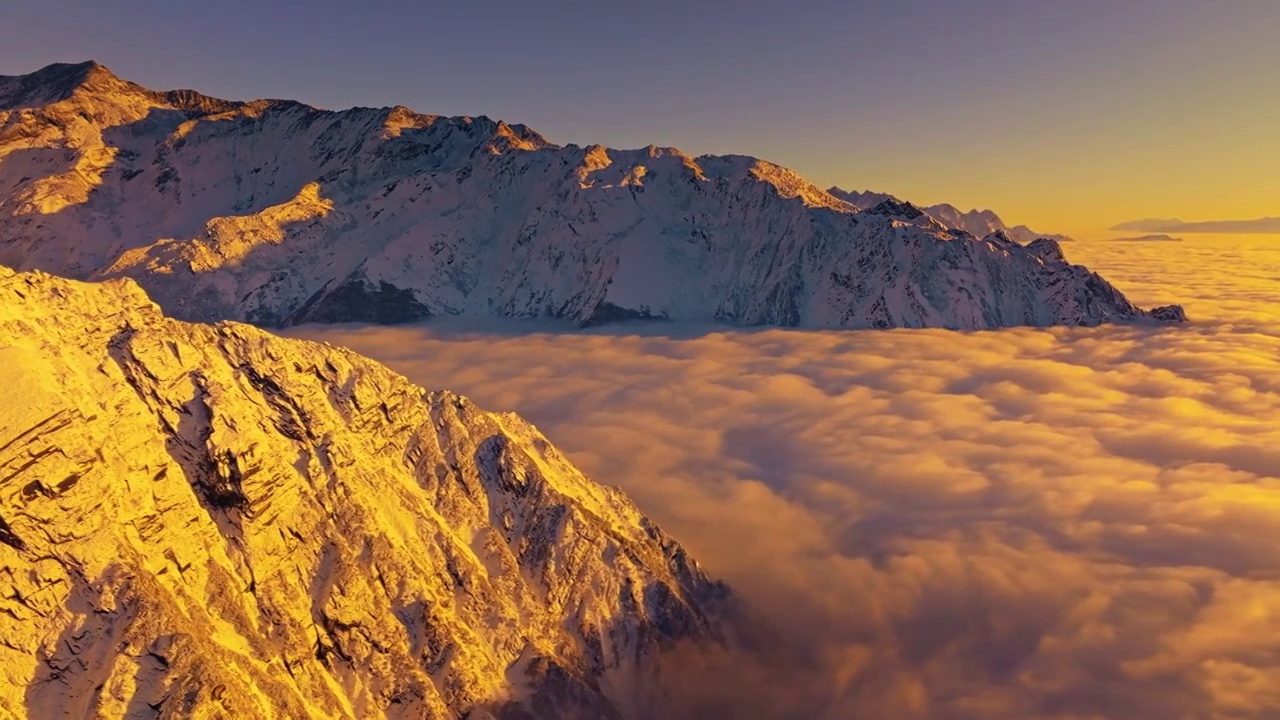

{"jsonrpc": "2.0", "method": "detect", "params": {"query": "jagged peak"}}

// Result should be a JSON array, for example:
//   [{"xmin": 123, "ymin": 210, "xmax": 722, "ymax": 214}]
[
  {"xmin": 380, "ymin": 104, "xmax": 440, "ymax": 138},
  {"xmin": 865, "ymin": 198, "xmax": 927, "ymax": 220},
  {"xmin": 641, "ymin": 144, "xmax": 698, "ymax": 163},
  {"xmin": 983, "ymin": 228, "xmax": 1018, "ymax": 246},
  {"xmin": 827, "ymin": 187, "xmax": 902, "ymax": 211},
  {"xmin": 1026, "ymin": 237, "xmax": 1066, "ymax": 262},
  {"xmin": 152, "ymin": 87, "xmax": 248, "ymax": 115},
  {"xmin": 489, "ymin": 118, "xmax": 550, "ymax": 151},
  {"xmin": 746, "ymin": 160, "xmax": 850, "ymax": 209},
  {"xmin": 424, "ymin": 114, "xmax": 550, "ymax": 148},
  {"xmin": 828, "ymin": 186, "xmax": 875, "ymax": 193},
  {"xmin": 19, "ymin": 60, "xmax": 118, "ymax": 85},
  {"xmin": 0, "ymin": 60, "xmax": 249, "ymax": 117},
  {"xmin": 684, "ymin": 155, "xmax": 847, "ymax": 209},
  {"xmin": 0, "ymin": 60, "xmax": 125, "ymax": 110},
  {"xmin": 928, "ymin": 202, "xmax": 999, "ymax": 219}
]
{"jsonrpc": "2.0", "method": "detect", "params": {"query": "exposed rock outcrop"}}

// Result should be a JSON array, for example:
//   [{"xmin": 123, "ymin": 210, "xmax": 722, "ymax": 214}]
[{"xmin": 0, "ymin": 266, "xmax": 726, "ymax": 719}]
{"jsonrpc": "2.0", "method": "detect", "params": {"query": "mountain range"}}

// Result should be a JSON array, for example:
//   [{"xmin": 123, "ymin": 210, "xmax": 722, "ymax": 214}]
[
  {"xmin": 826, "ymin": 187, "xmax": 1074, "ymax": 246},
  {"xmin": 0, "ymin": 61, "xmax": 1184, "ymax": 329}
]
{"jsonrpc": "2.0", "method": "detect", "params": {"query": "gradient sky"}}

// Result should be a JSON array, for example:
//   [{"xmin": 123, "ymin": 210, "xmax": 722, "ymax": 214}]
[{"xmin": 3, "ymin": 0, "xmax": 1276, "ymax": 238}]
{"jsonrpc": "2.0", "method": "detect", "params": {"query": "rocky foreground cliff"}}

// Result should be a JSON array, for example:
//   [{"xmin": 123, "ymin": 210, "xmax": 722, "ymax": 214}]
[
  {"xmin": 0, "ymin": 266, "xmax": 726, "ymax": 719},
  {"xmin": 0, "ymin": 61, "xmax": 1183, "ymax": 329}
]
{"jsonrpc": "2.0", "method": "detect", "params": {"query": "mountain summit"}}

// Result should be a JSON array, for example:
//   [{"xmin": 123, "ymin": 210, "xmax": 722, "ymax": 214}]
[{"xmin": 0, "ymin": 61, "xmax": 1183, "ymax": 328}]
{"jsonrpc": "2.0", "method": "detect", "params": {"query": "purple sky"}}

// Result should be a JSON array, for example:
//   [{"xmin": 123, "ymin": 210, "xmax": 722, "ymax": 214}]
[{"xmin": 3, "ymin": 0, "xmax": 1277, "ymax": 236}]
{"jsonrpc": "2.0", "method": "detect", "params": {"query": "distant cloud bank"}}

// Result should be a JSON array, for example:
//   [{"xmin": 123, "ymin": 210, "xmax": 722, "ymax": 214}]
[{"xmin": 1111, "ymin": 217, "xmax": 1280, "ymax": 234}]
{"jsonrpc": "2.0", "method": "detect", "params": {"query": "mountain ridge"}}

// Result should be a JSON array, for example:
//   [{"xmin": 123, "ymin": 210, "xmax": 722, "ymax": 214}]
[
  {"xmin": 827, "ymin": 186, "xmax": 1074, "ymax": 246},
  {"xmin": 0, "ymin": 263, "xmax": 728, "ymax": 718},
  {"xmin": 0, "ymin": 60, "xmax": 247, "ymax": 115},
  {"xmin": 0, "ymin": 60, "xmax": 1185, "ymax": 329}
]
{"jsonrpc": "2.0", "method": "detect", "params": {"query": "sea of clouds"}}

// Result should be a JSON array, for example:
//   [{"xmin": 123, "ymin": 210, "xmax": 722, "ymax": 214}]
[{"xmin": 289, "ymin": 237, "xmax": 1280, "ymax": 719}]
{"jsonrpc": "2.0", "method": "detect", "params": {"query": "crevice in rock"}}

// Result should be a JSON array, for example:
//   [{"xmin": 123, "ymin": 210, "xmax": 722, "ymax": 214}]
[{"xmin": 0, "ymin": 513, "xmax": 26, "ymax": 552}]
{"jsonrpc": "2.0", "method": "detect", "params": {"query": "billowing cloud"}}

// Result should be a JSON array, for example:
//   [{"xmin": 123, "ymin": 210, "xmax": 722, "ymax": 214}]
[
  {"xmin": 286, "ymin": 238, "xmax": 1280, "ymax": 719},
  {"xmin": 1111, "ymin": 217, "xmax": 1280, "ymax": 234}
]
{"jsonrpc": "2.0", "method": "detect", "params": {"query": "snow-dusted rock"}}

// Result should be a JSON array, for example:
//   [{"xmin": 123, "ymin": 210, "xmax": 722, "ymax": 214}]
[
  {"xmin": 828, "ymin": 187, "xmax": 1076, "ymax": 246},
  {"xmin": 0, "ymin": 265, "xmax": 726, "ymax": 719},
  {"xmin": 0, "ymin": 61, "xmax": 1183, "ymax": 328}
]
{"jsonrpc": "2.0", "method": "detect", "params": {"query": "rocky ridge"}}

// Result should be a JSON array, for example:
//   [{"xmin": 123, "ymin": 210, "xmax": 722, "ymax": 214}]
[
  {"xmin": 827, "ymin": 187, "xmax": 1076, "ymax": 246},
  {"xmin": 0, "ymin": 265, "xmax": 726, "ymax": 719}
]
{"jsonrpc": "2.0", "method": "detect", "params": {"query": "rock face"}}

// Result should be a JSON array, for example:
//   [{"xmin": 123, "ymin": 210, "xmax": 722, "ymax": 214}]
[
  {"xmin": 0, "ymin": 61, "xmax": 1183, "ymax": 328},
  {"xmin": 0, "ymin": 266, "xmax": 726, "ymax": 719}
]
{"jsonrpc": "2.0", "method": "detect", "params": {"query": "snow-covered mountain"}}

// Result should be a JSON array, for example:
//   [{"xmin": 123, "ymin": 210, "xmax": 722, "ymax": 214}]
[
  {"xmin": 0, "ymin": 265, "xmax": 727, "ymax": 719},
  {"xmin": 821, "ymin": 188, "xmax": 898, "ymax": 213},
  {"xmin": 0, "ymin": 61, "xmax": 1183, "ymax": 328},
  {"xmin": 827, "ymin": 187, "xmax": 1075, "ymax": 246}
]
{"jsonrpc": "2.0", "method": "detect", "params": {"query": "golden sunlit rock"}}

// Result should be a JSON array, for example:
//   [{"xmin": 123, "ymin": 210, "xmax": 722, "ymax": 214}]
[{"xmin": 0, "ymin": 267, "xmax": 725, "ymax": 719}]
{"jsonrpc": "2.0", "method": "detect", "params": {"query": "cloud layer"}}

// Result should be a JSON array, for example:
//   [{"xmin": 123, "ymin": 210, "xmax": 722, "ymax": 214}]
[
  {"xmin": 288, "ymin": 237, "xmax": 1280, "ymax": 719},
  {"xmin": 1111, "ymin": 218, "xmax": 1280, "ymax": 234}
]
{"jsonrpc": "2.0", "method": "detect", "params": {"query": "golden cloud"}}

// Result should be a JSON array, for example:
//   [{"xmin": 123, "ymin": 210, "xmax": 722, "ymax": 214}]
[{"xmin": 287, "ymin": 237, "xmax": 1280, "ymax": 719}]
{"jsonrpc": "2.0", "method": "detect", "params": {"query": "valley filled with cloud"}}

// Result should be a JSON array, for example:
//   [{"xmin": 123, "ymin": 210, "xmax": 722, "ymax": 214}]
[{"xmin": 290, "ymin": 237, "xmax": 1280, "ymax": 718}]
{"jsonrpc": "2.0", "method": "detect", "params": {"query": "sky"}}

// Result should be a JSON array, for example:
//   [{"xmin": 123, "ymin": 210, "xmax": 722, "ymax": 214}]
[{"xmin": 3, "ymin": 0, "xmax": 1276, "ymax": 238}]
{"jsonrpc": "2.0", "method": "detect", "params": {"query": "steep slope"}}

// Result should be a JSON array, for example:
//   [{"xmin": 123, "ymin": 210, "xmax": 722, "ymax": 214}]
[
  {"xmin": 0, "ymin": 266, "xmax": 726, "ymax": 719},
  {"xmin": 827, "ymin": 187, "xmax": 1074, "ymax": 246},
  {"xmin": 0, "ymin": 61, "xmax": 1182, "ymax": 328}
]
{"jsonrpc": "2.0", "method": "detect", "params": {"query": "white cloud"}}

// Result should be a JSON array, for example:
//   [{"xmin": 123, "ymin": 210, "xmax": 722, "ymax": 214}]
[{"xmin": 286, "ymin": 237, "xmax": 1280, "ymax": 718}]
